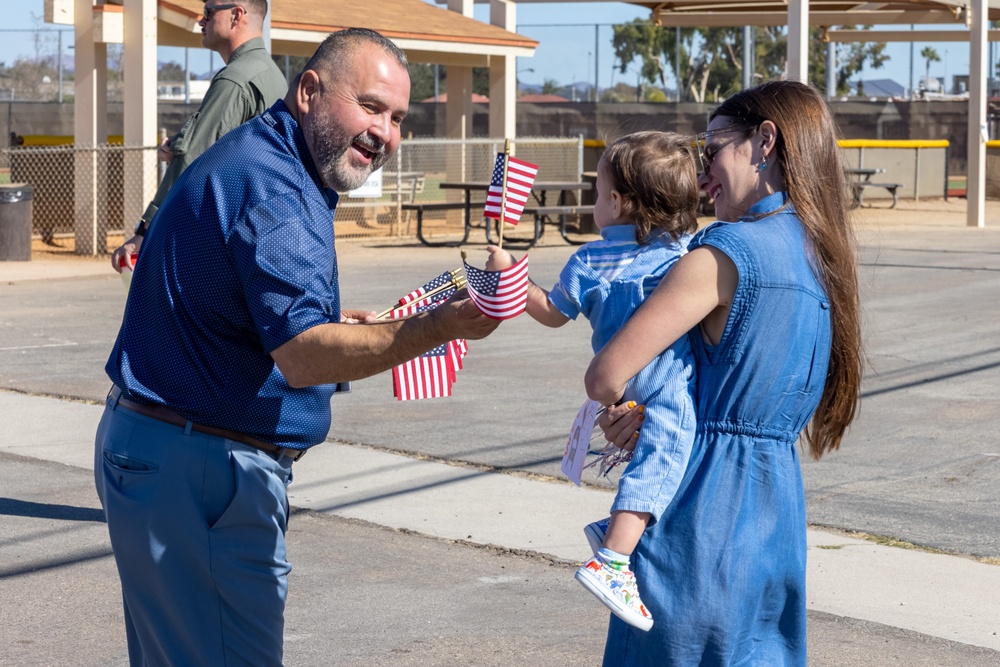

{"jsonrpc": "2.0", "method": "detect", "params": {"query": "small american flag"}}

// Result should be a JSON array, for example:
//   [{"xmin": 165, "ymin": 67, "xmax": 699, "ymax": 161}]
[
  {"xmin": 484, "ymin": 153, "xmax": 538, "ymax": 225},
  {"xmin": 463, "ymin": 254, "xmax": 530, "ymax": 320},
  {"xmin": 397, "ymin": 270, "xmax": 457, "ymax": 310},
  {"xmin": 389, "ymin": 274, "xmax": 468, "ymax": 400},
  {"xmin": 393, "ymin": 341, "xmax": 454, "ymax": 400}
]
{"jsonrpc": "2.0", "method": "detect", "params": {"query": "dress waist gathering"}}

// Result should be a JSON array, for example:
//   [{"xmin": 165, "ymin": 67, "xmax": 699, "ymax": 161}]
[{"xmin": 696, "ymin": 419, "xmax": 798, "ymax": 443}]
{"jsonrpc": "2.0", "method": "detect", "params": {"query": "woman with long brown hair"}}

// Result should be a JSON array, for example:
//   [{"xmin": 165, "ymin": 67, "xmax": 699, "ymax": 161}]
[{"xmin": 586, "ymin": 80, "xmax": 862, "ymax": 665}]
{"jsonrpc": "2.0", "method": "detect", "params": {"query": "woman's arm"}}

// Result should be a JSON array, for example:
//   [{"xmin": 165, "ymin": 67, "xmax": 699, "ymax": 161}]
[{"xmin": 585, "ymin": 245, "xmax": 738, "ymax": 405}]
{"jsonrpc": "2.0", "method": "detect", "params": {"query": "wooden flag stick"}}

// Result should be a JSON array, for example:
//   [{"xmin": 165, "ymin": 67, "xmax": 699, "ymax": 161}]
[
  {"xmin": 498, "ymin": 138, "xmax": 511, "ymax": 250},
  {"xmin": 374, "ymin": 268, "xmax": 463, "ymax": 319},
  {"xmin": 376, "ymin": 274, "xmax": 467, "ymax": 320}
]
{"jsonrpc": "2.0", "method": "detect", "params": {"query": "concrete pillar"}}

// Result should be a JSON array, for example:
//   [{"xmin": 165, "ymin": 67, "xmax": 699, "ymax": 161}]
[
  {"xmin": 488, "ymin": 0, "xmax": 516, "ymax": 140},
  {"xmin": 446, "ymin": 0, "xmax": 474, "ymax": 142},
  {"xmin": 447, "ymin": 0, "xmax": 473, "ymax": 16},
  {"xmin": 967, "ymin": 0, "xmax": 987, "ymax": 228},
  {"xmin": 261, "ymin": 0, "xmax": 271, "ymax": 54},
  {"xmin": 786, "ymin": 0, "xmax": 809, "ymax": 83},
  {"xmin": 445, "ymin": 0, "xmax": 475, "ymax": 201},
  {"xmin": 445, "ymin": 67, "xmax": 474, "ymax": 141},
  {"xmin": 122, "ymin": 0, "xmax": 158, "ymax": 237},
  {"xmin": 73, "ymin": 0, "xmax": 108, "ymax": 255},
  {"xmin": 826, "ymin": 41, "xmax": 836, "ymax": 98},
  {"xmin": 742, "ymin": 26, "xmax": 753, "ymax": 90}
]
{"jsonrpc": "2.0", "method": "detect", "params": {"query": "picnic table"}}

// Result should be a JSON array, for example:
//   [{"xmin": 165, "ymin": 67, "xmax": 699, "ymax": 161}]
[
  {"xmin": 404, "ymin": 180, "xmax": 593, "ymax": 247},
  {"xmin": 846, "ymin": 167, "xmax": 902, "ymax": 208}
]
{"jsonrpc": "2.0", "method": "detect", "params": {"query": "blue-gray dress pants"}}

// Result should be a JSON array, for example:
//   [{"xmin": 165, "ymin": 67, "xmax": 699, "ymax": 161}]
[{"xmin": 94, "ymin": 391, "xmax": 294, "ymax": 667}]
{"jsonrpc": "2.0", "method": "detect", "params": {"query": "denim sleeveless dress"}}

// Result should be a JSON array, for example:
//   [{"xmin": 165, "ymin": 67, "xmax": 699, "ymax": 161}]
[{"xmin": 603, "ymin": 193, "xmax": 832, "ymax": 666}]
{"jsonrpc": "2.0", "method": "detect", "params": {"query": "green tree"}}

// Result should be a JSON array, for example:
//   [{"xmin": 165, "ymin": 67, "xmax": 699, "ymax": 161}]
[
  {"xmin": 272, "ymin": 55, "xmax": 309, "ymax": 85},
  {"xmin": 158, "ymin": 62, "xmax": 187, "ymax": 82},
  {"xmin": 838, "ymin": 36, "xmax": 889, "ymax": 95},
  {"xmin": 920, "ymin": 46, "xmax": 940, "ymax": 83},
  {"xmin": 611, "ymin": 20, "xmax": 890, "ymax": 103},
  {"xmin": 406, "ymin": 63, "xmax": 437, "ymax": 101},
  {"xmin": 611, "ymin": 20, "xmax": 700, "ymax": 101},
  {"xmin": 541, "ymin": 78, "xmax": 562, "ymax": 95}
]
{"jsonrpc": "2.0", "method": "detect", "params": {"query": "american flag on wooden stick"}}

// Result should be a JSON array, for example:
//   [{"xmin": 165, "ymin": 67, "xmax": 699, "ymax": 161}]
[
  {"xmin": 388, "ymin": 272, "xmax": 468, "ymax": 400},
  {"xmin": 463, "ymin": 253, "xmax": 530, "ymax": 320},
  {"xmin": 396, "ymin": 270, "xmax": 462, "ymax": 311},
  {"xmin": 483, "ymin": 153, "xmax": 538, "ymax": 225}
]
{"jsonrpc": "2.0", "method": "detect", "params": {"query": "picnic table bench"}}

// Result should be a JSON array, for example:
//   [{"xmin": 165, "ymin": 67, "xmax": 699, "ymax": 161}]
[
  {"xmin": 516, "ymin": 205, "xmax": 595, "ymax": 246},
  {"xmin": 402, "ymin": 201, "xmax": 477, "ymax": 247},
  {"xmin": 846, "ymin": 168, "xmax": 902, "ymax": 208}
]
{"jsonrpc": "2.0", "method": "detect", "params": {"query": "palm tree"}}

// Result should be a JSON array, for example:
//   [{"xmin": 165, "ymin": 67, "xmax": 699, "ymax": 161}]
[{"xmin": 920, "ymin": 46, "xmax": 941, "ymax": 87}]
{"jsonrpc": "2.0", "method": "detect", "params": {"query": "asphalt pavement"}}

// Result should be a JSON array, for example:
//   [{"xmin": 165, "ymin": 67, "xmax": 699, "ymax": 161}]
[{"xmin": 2, "ymin": 198, "xmax": 1000, "ymax": 665}]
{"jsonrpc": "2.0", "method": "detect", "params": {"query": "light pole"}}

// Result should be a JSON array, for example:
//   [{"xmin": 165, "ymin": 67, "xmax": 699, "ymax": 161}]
[
  {"xmin": 517, "ymin": 67, "xmax": 534, "ymax": 96},
  {"xmin": 587, "ymin": 52, "xmax": 593, "ymax": 101}
]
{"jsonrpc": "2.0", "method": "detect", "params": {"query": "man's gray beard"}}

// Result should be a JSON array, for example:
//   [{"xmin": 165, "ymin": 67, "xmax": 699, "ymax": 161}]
[{"xmin": 310, "ymin": 112, "xmax": 388, "ymax": 192}]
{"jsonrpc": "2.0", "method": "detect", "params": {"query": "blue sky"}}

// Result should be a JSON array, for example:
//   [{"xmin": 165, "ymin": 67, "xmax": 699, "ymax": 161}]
[{"xmin": 0, "ymin": 0, "xmax": 981, "ymax": 95}]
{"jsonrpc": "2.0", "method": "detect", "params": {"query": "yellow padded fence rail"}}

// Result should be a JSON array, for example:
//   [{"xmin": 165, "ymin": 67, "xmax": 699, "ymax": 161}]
[
  {"xmin": 837, "ymin": 139, "xmax": 949, "ymax": 149},
  {"xmin": 584, "ymin": 138, "xmax": 951, "ymax": 149},
  {"xmin": 16, "ymin": 135, "xmax": 125, "ymax": 146}
]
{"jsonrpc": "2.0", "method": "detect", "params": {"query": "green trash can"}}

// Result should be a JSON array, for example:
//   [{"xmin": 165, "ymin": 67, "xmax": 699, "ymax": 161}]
[{"xmin": 0, "ymin": 183, "xmax": 33, "ymax": 261}]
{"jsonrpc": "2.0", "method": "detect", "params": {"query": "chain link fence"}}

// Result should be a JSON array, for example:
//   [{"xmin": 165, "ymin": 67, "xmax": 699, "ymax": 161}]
[
  {"xmin": 336, "ymin": 136, "xmax": 584, "ymax": 242},
  {"xmin": 0, "ymin": 143, "xmax": 159, "ymax": 251},
  {"xmin": 0, "ymin": 136, "xmax": 583, "ymax": 252}
]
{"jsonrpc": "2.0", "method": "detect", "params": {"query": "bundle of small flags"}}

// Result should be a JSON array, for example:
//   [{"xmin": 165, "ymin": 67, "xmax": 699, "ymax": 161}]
[
  {"xmin": 385, "ymin": 145, "xmax": 538, "ymax": 399},
  {"xmin": 386, "ymin": 270, "xmax": 469, "ymax": 401},
  {"xmin": 484, "ymin": 152, "xmax": 538, "ymax": 225}
]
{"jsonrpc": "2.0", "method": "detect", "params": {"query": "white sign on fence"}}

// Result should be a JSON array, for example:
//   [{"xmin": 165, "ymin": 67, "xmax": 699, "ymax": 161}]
[{"xmin": 348, "ymin": 167, "xmax": 383, "ymax": 198}]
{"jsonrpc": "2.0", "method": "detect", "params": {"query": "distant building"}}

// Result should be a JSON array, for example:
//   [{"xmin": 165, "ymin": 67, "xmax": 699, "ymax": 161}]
[
  {"xmin": 518, "ymin": 93, "xmax": 570, "ymax": 103},
  {"xmin": 157, "ymin": 79, "xmax": 211, "ymax": 102},
  {"xmin": 856, "ymin": 78, "xmax": 906, "ymax": 98},
  {"xmin": 420, "ymin": 93, "xmax": 490, "ymax": 103}
]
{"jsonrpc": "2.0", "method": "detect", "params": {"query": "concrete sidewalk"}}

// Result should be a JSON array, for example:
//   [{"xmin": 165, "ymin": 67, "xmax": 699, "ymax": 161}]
[{"xmin": 3, "ymin": 389, "xmax": 999, "ymax": 658}]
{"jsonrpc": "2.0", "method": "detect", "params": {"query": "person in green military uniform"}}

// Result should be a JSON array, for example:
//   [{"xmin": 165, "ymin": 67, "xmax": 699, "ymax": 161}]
[{"xmin": 112, "ymin": 0, "xmax": 287, "ymax": 273}]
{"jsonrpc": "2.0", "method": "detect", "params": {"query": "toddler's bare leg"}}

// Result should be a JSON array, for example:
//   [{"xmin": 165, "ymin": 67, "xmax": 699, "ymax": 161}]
[{"xmin": 602, "ymin": 510, "xmax": 651, "ymax": 555}]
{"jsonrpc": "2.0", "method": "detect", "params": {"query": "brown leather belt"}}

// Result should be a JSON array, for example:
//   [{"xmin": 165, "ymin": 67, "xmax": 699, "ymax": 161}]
[{"xmin": 111, "ymin": 387, "xmax": 306, "ymax": 462}]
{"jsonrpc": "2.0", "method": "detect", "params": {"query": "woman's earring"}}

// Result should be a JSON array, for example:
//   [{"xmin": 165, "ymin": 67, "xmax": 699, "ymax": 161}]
[{"xmin": 759, "ymin": 155, "xmax": 768, "ymax": 172}]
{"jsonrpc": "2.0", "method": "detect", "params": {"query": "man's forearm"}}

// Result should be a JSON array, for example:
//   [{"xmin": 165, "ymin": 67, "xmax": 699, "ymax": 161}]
[{"xmin": 271, "ymin": 314, "xmax": 451, "ymax": 388}]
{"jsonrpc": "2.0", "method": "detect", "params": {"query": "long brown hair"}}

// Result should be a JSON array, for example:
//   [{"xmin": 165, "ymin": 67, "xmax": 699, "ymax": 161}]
[
  {"xmin": 601, "ymin": 131, "xmax": 700, "ymax": 245},
  {"xmin": 712, "ymin": 81, "xmax": 862, "ymax": 459}
]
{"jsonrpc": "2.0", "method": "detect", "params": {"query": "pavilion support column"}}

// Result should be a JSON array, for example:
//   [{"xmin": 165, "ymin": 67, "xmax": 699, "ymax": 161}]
[
  {"xmin": 445, "ymin": 66, "xmax": 473, "ymax": 184},
  {"xmin": 73, "ymin": 0, "xmax": 108, "ymax": 255},
  {"xmin": 447, "ymin": 0, "xmax": 472, "ymax": 15},
  {"xmin": 446, "ymin": 0, "xmax": 474, "ymax": 185},
  {"xmin": 786, "ymin": 0, "xmax": 809, "ymax": 83},
  {"xmin": 122, "ymin": 0, "xmax": 157, "ymax": 238},
  {"xmin": 967, "ymin": 0, "xmax": 987, "ymax": 228},
  {"xmin": 445, "ymin": 0, "xmax": 474, "ymax": 140},
  {"xmin": 489, "ymin": 0, "xmax": 517, "ymax": 140}
]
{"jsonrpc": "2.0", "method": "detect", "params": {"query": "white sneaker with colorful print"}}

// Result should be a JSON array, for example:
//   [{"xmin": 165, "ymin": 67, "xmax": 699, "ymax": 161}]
[{"xmin": 575, "ymin": 554, "xmax": 653, "ymax": 631}]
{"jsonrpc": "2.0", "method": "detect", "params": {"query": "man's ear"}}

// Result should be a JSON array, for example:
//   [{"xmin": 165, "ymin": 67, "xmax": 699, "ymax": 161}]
[{"xmin": 296, "ymin": 69, "xmax": 321, "ymax": 116}]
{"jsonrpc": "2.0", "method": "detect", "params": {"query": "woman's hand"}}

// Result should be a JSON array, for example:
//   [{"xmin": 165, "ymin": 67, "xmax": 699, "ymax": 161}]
[{"xmin": 599, "ymin": 401, "xmax": 645, "ymax": 452}]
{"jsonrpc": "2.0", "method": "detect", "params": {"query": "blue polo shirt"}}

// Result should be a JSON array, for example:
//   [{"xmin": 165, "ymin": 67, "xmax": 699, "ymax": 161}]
[{"xmin": 106, "ymin": 100, "xmax": 342, "ymax": 449}]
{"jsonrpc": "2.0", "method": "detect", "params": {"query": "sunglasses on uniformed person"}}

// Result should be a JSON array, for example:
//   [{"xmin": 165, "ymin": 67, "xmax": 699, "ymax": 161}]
[{"xmin": 203, "ymin": 3, "xmax": 241, "ymax": 20}]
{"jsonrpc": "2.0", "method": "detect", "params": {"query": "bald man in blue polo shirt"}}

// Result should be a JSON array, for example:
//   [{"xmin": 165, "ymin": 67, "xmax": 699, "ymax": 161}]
[{"xmin": 96, "ymin": 29, "xmax": 499, "ymax": 666}]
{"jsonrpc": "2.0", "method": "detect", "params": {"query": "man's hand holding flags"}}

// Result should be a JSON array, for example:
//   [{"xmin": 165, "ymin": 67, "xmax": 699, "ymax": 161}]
[{"xmin": 372, "ymin": 141, "xmax": 536, "ymax": 399}]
